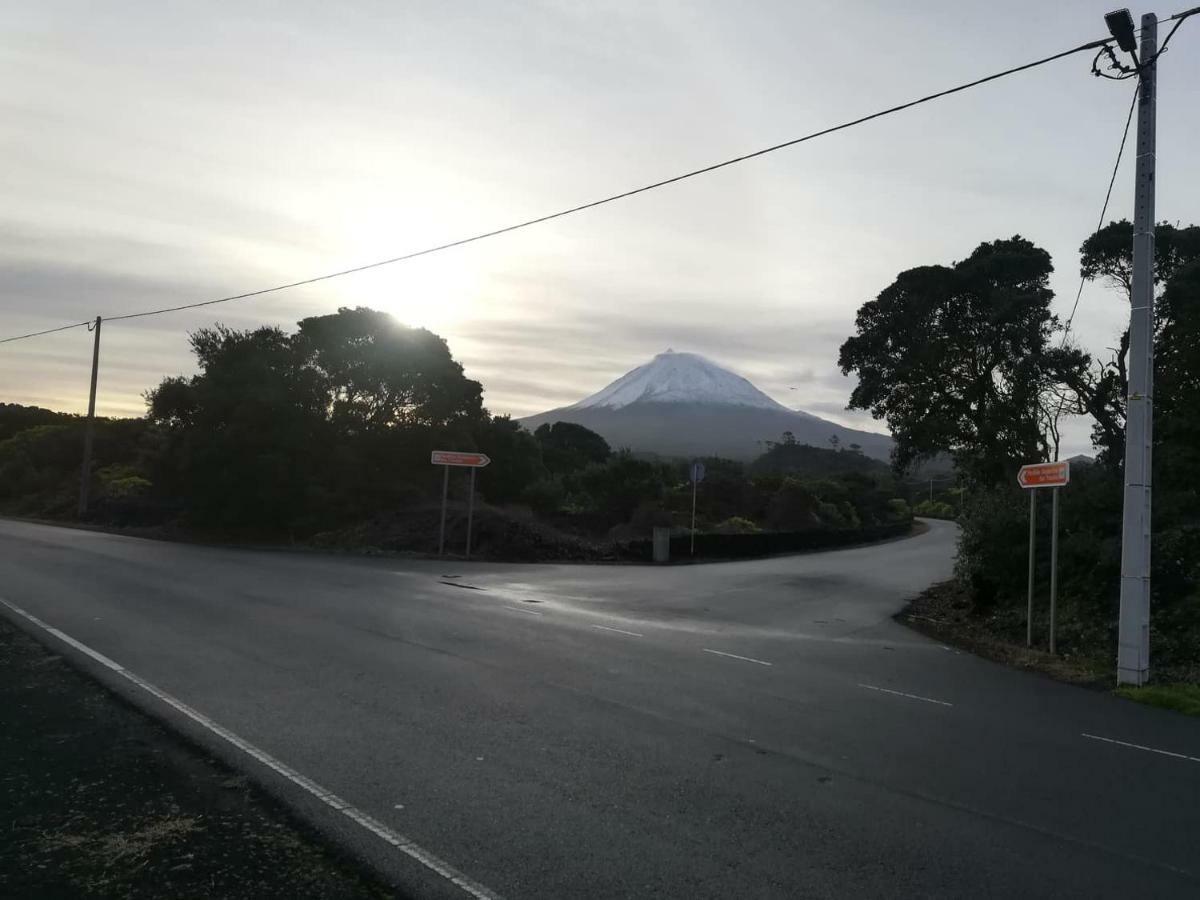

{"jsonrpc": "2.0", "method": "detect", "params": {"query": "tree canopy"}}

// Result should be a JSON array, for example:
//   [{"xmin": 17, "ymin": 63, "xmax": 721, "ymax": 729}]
[
  {"xmin": 1076, "ymin": 221, "xmax": 1200, "ymax": 464},
  {"xmin": 534, "ymin": 421, "xmax": 611, "ymax": 474},
  {"xmin": 838, "ymin": 236, "xmax": 1086, "ymax": 481},
  {"xmin": 144, "ymin": 308, "xmax": 487, "ymax": 532}
]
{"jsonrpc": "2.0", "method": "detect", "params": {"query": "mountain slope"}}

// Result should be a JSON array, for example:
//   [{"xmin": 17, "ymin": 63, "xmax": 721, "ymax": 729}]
[{"xmin": 520, "ymin": 351, "xmax": 892, "ymax": 461}]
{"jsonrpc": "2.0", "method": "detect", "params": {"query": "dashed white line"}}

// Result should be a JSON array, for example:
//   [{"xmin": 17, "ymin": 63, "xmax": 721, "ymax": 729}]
[
  {"xmin": 1082, "ymin": 732, "xmax": 1200, "ymax": 764},
  {"xmin": 0, "ymin": 596, "xmax": 502, "ymax": 900},
  {"xmin": 503, "ymin": 605, "xmax": 543, "ymax": 616},
  {"xmin": 702, "ymin": 648, "xmax": 773, "ymax": 667},
  {"xmin": 858, "ymin": 683, "xmax": 953, "ymax": 707},
  {"xmin": 591, "ymin": 624, "xmax": 643, "ymax": 637}
]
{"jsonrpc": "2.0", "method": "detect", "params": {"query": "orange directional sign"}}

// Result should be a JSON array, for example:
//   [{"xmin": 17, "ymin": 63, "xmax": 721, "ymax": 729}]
[
  {"xmin": 1017, "ymin": 461, "xmax": 1069, "ymax": 489},
  {"xmin": 431, "ymin": 450, "xmax": 490, "ymax": 468}
]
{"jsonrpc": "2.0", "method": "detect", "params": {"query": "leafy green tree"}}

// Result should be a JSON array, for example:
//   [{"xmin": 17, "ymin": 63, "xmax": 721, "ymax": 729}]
[
  {"xmin": 765, "ymin": 478, "xmax": 821, "ymax": 530},
  {"xmin": 753, "ymin": 433, "xmax": 885, "ymax": 478},
  {"xmin": 577, "ymin": 451, "xmax": 672, "ymax": 523},
  {"xmin": 1077, "ymin": 221, "xmax": 1200, "ymax": 464},
  {"xmin": 533, "ymin": 421, "xmax": 611, "ymax": 474},
  {"xmin": 678, "ymin": 456, "xmax": 749, "ymax": 525},
  {"xmin": 146, "ymin": 325, "xmax": 329, "ymax": 532},
  {"xmin": 0, "ymin": 403, "xmax": 73, "ymax": 442},
  {"xmin": 296, "ymin": 307, "xmax": 484, "ymax": 430},
  {"xmin": 839, "ymin": 236, "xmax": 1087, "ymax": 483},
  {"xmin": 476, "ymin": 416, "xmax": 546, "ymax": 505},
  {"xmin": 145, "ymin": 309, "xmax": 490, "ymax": 533},
  {"xmin": 1155, "ymin": 260, "xmax": 1200, "ymax": 507}
]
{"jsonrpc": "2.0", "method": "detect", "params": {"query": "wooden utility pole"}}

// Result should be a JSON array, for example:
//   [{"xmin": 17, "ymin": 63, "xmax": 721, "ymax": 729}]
[{"xmin": 77, "ymin": 316, "xmax": 102, "ymax": 518}]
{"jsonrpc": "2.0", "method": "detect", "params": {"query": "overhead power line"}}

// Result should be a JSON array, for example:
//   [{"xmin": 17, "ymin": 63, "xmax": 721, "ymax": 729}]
[
  {"xmin": 0, "ymin": 320, "xmax": 95, "ymax": 344},
  {"xmin": 1060, "ymin": 84, "xmax": 1139, "ymax": 341},
  {"xmin": 0, "ymin": 29, "xmax": 1157, "ymax": 347}
]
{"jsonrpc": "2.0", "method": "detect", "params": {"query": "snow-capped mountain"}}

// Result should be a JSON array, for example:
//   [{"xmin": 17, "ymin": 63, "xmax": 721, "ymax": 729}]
[
  {"xmin": 520, "ymin": 350, "xmax": 892, "ymax": 461},
  {"xmin": 566, "ymin": 351, "xmax": 794, "ymax": 412}
]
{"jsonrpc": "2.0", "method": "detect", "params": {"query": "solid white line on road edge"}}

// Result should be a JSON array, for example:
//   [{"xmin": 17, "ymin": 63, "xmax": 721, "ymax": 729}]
[
  {"xmin": 1082, "ymin": 732, "xmax": 1200, "ymax": 764},
  {"xmin": 858, "ymin": 683, "xmax": 953, "ymax": 707},
  {"xmin": 591, "ymin": 624, "xmax": 643, "ymax": 637},
  {"xmin": 503, "ymin": 606, "xmax": 543, "ymax": 616},
  {"xmin": 702, "ymin": 648, "xmax": 773, "ymax": 667},
  {"xmin": 0, "ymin": 597, "xmax": 503, "ymax": 900}
]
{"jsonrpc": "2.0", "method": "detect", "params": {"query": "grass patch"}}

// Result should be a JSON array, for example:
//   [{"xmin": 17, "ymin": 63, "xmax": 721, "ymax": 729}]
[{"xmin": 1115, "ymin": 683, "xmax": 1200, "ymax": 717}]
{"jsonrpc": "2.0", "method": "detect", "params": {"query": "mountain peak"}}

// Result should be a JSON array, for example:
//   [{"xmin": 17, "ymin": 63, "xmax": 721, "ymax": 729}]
[{"xmin": 566, "ymin": 350, "xmax": 789, "ymax": 412}]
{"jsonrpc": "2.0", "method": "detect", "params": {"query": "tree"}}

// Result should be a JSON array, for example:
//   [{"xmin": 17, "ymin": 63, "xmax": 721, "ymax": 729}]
[
  {"xmin": 752, "ymin": 433, "xmax": 884, "ymax": 478},
  {"xmin": 1077, "ymin": 221, "xmax": 1200, "ymax": 464},
  {"xmin": 1155, "ymin": 260, "xmax": 1200, "ymax": 503},
  {"xmin": 144, "ymin": 309, "xmax": 488, "ymax": 533},
  {"xmin": 838, "ymin": 236, "xmax": 1088, "ymax": 483},
  {"xmin": 533, "ymin": 421, "xmax": 611, "ymax": 474},
  {"xmin": 146, "ymin": 325, "xmax": 330, "ymax": 531},
  {"xmin": 476, "ymin": 416, "xmax": 546, "ymax": 505},
  {"xmin": 577, "ymin": 451, "xmax": 672, "ymax": 523},
  {"xmin": 296, "ymin": 307, "xmax": 484, "ymax": 431}
]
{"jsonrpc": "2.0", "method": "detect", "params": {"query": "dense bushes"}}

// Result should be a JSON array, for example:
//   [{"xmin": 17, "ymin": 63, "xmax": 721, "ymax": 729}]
[
  {"xmin": 953, "ymin": 463, "xmax": 1200, "ymax": 677},
  {"xmin": 1, "ymin": 310, "xmax": 913, "ymax": 558},
  {"xmin": 627, "ymin": 521, "xmax": 912, "ymax": 561},
  {"xmin": 913, "ymin": 499, "xmax": 955, "ymax": 519}
]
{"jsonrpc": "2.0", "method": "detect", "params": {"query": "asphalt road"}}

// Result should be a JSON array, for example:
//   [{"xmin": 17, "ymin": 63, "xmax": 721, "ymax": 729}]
[{"xmin": 3, "ymin": 517, "xmax": 1200, "ymax": 899}]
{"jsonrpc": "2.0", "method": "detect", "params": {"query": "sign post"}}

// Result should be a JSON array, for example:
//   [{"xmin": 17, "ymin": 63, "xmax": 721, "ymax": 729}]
[
  {"xmin": 1049, "ymin": 485, "xmax": 1060, "ymax": 655},
  {"xmin": 1017, "ymin": 461, "xmax": 1069, "ymax": 652},
  {"xmin": 431, "ymin": 451, "xmax": 491, "ymax": 558},
  {"xmin": 1026, "ymin": 489, "xmax": 1036, "ymax": 648},
  {"xmin": 438, "ymin": 464, "xmax": 450, "ymax": 556},
  {"xmin": 689, "ymin": 461, "xmax": 705, "ymax": 556},
  {"xmin": 466, "ymin": 467, "xmax": 477, "ymax": 560}
]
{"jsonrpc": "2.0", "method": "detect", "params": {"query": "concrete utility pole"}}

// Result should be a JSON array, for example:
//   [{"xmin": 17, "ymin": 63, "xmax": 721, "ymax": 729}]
[
  {"xmin": 1117, "ymin": 12, "xmax": 1157, "ymax": 686},
  {"xmin": 77, "ymin": 316, "xmax": 102, "ymax": 518}
]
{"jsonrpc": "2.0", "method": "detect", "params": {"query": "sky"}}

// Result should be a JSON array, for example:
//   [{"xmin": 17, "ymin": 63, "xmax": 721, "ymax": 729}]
[{"xmin": 2, "ymin": 0, "xmax": 1198, "ymax": 457}]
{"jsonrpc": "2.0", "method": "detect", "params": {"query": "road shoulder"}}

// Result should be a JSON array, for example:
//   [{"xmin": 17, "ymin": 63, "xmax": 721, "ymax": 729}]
[{"xmin": 0, "ymin": 615, "xmax": 399, "ymax": 899}]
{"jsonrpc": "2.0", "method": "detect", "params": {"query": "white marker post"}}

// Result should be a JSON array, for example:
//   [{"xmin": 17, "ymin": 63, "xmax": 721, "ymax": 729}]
[
  {"xmin": 431, "ymin": 451, "xmax": 491, "ymax": 558},
  {"xmin": 689, "ymin": 461, "xmax": 705, "ymax": 556},
  {"xmin": 1017, "ymin": 461, "xmax": 1070, "ymax": 652}
]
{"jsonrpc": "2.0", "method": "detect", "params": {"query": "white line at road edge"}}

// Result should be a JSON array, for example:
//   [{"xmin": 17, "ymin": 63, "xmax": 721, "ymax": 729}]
[
  {"xmin": 1082, "ymin": 732, "xmax": 1200, "ymax": 764},
  {"xmin": 591, "ymin": 624, "xmax": 643, "ymax": 637},
  {"xmin": 858, "ymin": 683, "xmax": 953, "ymax": 707},
  {"xmin": 702, "ymin": 648, "xmax": 773, "ymax": 666},
  {"xmin": 0, "ymin": 597, "xmax": 502, "ymax": 900},
  {"xmin": 503, "ymin": 605, "xmax": 542, "ymax": 616}
]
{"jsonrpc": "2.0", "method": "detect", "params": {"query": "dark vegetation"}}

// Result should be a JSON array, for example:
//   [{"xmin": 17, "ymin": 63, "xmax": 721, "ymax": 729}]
[
  {"xmin": 841, "ymin": 222, "xmax": 1200, "ymax": 683},
  {"xmin": 0, "ymin": 309, "xmax": 913, "ymax": 561}
]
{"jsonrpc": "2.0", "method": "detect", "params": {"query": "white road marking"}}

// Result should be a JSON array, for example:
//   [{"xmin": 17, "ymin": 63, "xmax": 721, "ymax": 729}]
[
  {"xmin": 591, "ymin": 624, "xmax": 643, "ymax": 637},
  {"xmin": 1082, "ymin": 732, "xmax": 1200, "ymax": 764},
  {"xmin": 0, "ymin": 597, "xmax": 502, "ymax": 900},
  {"xmin": 702, "ymin": 648, "xmax": 773, "ymax": 667},
  {"xmin": 503, "ymin": 606, "xmax": 542, "ymax": 616},
  {"xmin": 858, "ymin": 683, "xmax": 953, "ymax": 707}
]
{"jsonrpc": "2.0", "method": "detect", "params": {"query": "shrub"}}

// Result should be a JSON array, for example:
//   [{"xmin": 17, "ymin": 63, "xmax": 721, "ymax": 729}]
[
  {"xmin": 914, "ymin": 499, "xmax": 955, "ymax": 519},
  {"xmin": 713, "ymin": 516, "xmax": 760, "ymax": 534},
  {"xmin": 520, "ymin": 477, "xmax": 564, "ymax": 515}
]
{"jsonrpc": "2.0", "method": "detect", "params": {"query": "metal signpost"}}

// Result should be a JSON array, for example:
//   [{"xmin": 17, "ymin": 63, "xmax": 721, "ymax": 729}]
[
  {"xmin": 431, "ymin": 451, "xmax": 491, "ymax": 558},
  {"xmin": 689, "ymin": 461, "xmax": 705, "ymax": 556},
  {"xmin": 1018, "ymin": 461, "xmax": 1070, "ymax": 652}
]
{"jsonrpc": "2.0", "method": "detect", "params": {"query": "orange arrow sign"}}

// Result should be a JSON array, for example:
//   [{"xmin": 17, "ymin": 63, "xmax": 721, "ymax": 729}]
[
  {"xmin": 1017, "ymin": 461, "xmax": 1069, "ymax": 489},
  {"xmin": 431, "ymin": 450, "xmax": 491, "ymax": 468}
]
